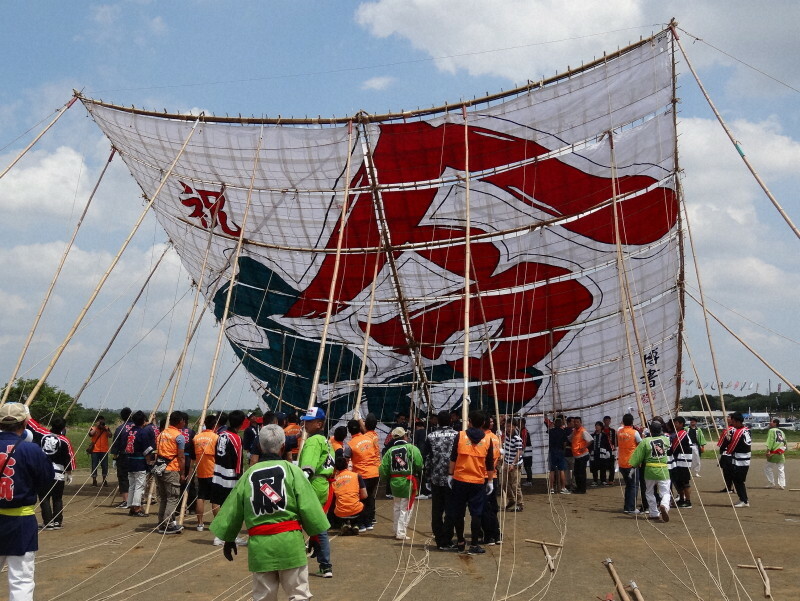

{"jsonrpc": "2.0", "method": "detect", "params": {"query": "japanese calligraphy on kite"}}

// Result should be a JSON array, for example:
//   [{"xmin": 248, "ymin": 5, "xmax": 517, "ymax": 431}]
[{"xmin": 81, "ymin": 31, "xmax": 681, "ymax": 436}]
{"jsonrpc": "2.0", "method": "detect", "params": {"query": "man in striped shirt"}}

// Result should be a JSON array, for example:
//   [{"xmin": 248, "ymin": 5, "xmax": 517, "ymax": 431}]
[{"xmin": 501, "ymin": 418, "xmax": 524, "ymax": 512}]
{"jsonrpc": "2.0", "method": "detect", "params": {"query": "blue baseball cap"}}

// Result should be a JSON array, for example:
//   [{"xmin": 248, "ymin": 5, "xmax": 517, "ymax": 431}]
[{"xmin": 300, "ymin": 407, "xmax": 326, "ymax": 421}]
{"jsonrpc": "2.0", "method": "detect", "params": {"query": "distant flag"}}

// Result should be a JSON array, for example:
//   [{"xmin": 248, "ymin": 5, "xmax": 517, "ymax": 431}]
[
  {"xmin": 725, "ymin": 381, "xmax": 732, "ymax": 389},
  {"xmin": 749, "ymin": 382, "xmax": 754, "ymax": 390},
  {"xmin": 741, "ymin": 381, "xmax": 748, "ymax": 391},
  {"xmin": 755, "ymin": 383, "xmax": 759, "ymax": 393},
  {"xmin": 734, "ymin": 381, "xmax": 740, "ymax": 390},
  {"xmin": 778, "ymin": 383, "xmax": 782, "ymax": 394},
  {"xmin": 711, "ymin": 382, "xmax": 716, "ymax": 391},
  {"xmin": 685, "ymin": 379, "xmax": 694, "ymax": 387}
]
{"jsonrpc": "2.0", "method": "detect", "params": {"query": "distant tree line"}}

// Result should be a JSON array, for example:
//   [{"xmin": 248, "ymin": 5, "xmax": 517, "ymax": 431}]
[
  {"xmin": 681, "ymin": 386, "xmax": 800, "ymax": 415},
  {"xmin": 2, "ymin": 378, "xmax": 262, "ymax": 426}
]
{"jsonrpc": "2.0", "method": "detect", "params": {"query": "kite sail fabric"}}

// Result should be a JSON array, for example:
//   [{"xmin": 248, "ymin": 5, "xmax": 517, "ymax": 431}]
[{"xmin": 81, "ymin": 30, "xmax": 680, "ymax": 468}]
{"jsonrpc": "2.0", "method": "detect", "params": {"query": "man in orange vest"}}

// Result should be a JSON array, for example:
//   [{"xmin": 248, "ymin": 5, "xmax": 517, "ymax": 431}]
[
  {"xmin": 568, "ymin": 417, "xmax": 592, "ymax": 494},
  {"xmin": 442, "ymin": 410, "xmax": 496, "ymax": 555},
  {"xmin": 617, "ymin": 414, "xmax": 642, "ymax": 514},
  {"xmin": 193, "ymin": 414, "xmax": 221, "ymax": 531},
  {"xmin": 332, "ymin": 456, "xmax": 367, "ymax": 535},
  {"xmin": 345, "ymin": 419, "xmax": 381, "ymax": 531},
  {"xmin": 154, "ymin": 412, "xmax": 187, "ymax": 534}
]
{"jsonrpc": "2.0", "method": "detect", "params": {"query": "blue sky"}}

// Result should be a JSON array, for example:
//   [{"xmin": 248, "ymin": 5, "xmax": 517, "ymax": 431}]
[{"xmin": 2, "ymin": 1, "xmax": 799, "ymax": 414}]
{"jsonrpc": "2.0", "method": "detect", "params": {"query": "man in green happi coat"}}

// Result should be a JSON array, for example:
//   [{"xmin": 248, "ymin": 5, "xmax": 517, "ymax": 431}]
[
  {"xmin": 629, "ymin": 420, "xmax": 671, "ymax": 523},
  {"xmin": 211, "ymin": 424, "xmax": 330, "ymax": 601},
  {"xmin": 380, "ymin": 427, "xmax": 423, "ymax": 540},
  {"xmin": 764, "ymin": 418, "xmax": 787, "ymax": 489}
]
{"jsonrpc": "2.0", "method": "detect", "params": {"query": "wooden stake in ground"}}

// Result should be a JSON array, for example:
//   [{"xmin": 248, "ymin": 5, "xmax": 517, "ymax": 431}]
[
  {"xmin": 602, "ymin": 558, "xmax": 633, "ymax": 601},
  {"xmin": 628, "ymin": 580, "xmax": 645, "ymax": 601},
  {"xmin": 738, "ymin": 558, "xmax": 782, "ymax": 598}
]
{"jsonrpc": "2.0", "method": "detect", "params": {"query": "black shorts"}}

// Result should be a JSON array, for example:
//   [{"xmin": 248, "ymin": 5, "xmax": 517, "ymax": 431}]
[
  {"xmin": 671, "ymin": 466, "xmax": 691, "ymax": 489},
  {"xmin": 197, "ymin": 477, "xmax": 213, "ymax": 501},
  {"xmin": 210, "ymin": 483, "xmax": 233, "ymax": 506},
  {"xmin": 117, "ymin": 463, "xmax": 130, "ymax": 493}
]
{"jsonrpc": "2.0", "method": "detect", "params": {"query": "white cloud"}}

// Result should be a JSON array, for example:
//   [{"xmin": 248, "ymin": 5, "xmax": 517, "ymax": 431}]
[
  {"xmin": 0, "ymin": 147, "xmax": 92, "ymax": 220},
  {"xmin": 356, "ymin": 1, "xmax": 800, "ymax": 98},
  {"xmin": 357, "ymin": 0, "xmax": 647, "ymax": 81},
  {"xmin": 361, "ymin": 76, "xmax": 396, "ymax": 91}
]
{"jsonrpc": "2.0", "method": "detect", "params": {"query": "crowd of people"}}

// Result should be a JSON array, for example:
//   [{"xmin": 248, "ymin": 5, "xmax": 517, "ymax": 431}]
[{"xmin": 0, "ymin": 400, "xmax": 789, "ymax": 601}]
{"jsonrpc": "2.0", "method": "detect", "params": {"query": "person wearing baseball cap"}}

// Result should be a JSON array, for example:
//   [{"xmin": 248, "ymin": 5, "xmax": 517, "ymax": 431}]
[
  {"xmin": 297, "ymin": 407, "xmax": 334, "ymax": 577},
  {"xmin": 0, "ymin": 402, "xmax": 55, "ymax": 599},
  {"xmin": 379, "ymin": 426, "xmax": 423, "ymax": 541}
]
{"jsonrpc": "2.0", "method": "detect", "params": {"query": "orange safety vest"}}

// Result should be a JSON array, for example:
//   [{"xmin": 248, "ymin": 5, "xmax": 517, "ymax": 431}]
[
  {"xmin": 453, "ymin": 431, "xmax": 492, "ymax": 484},
  {"xmin": 329, "ymin": 437, "xmax": 343, "ymax": 455},
  {"xmin": 616, "ymin": 426, "xmax": 639, "ymax": 468},
  {"xmin": 157, "ymin": 426, "xmax": 183, "ymax": 472},
  {"xmin": 333, "ymin": 469, "xmax": 364, "ymax": 518},
  {"xmin": 349, "ymin": 433, "xmax": 380, "ymax": 479},
  {"xmin": 284, "ymin": 423, "xmax": 302, "ymax": 458},
  {"xmin": 571, "ymin": 426, "xmax": 589, "ymax": 457},
  {"xmin": 193, "ymin": 429, "xmax": 219, "ymax": 479}
]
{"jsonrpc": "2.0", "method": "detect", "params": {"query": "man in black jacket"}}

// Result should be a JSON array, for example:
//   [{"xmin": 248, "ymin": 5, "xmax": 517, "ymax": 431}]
[{"xmin": 423, "ymin": 410, "xmax": 458, "ymax": 550}]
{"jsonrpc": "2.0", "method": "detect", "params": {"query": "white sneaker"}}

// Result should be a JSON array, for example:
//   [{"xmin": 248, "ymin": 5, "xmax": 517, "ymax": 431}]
[
  {"xmin": 559, "ymin": 488, "xmax": 571, "ymax": 495},
  {"xmin": 196, "ymin": 524, "xmax": 204, "ymax": 532},
  {"xmin": 213, "ymin": 537, "xmax": 224, "ymax": 546},
  {"xmin": 734, "ymin": 501, "xmax": 750, "ymax": 508},
  {"xmin": 395, "ymin": 535, "xmax": 411, "ymax": 541},
  {"xmin": 235, "ymin": 536, "xmax": 248, "ymax": 546}
]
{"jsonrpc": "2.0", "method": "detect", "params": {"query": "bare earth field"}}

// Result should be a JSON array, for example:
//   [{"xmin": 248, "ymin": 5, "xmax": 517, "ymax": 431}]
[{"xmin": 31, "ymin": 459, "xmax": 799, "ymax": 601}]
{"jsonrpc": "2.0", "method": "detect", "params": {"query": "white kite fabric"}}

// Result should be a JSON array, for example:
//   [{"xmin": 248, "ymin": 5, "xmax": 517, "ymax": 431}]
[{"xmin": 82, "ymin": 31, "xmax": 680, "ymax": 470}]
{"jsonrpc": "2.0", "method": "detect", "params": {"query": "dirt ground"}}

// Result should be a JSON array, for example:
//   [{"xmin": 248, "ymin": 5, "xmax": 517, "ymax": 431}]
[{"xmin": 30, "ymin": 459, "xmax": 799, "ymax": 601}]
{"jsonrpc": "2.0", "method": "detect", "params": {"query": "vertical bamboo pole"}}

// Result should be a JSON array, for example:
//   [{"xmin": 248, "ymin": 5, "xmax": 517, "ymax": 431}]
[
  {"xmin": 608, "ymin": 132, "xmax": 650, "ymax": 426},
  {"xmin": 357, "ymin": 117, "xmax": 432, "ymax": 411},
  {"xmin": 305, "ymin": 121, "xmax": 354, "ymax": 419},
  {"xmin": 461, "ymin": 107, "xmax": 472, "ymax": 428}
]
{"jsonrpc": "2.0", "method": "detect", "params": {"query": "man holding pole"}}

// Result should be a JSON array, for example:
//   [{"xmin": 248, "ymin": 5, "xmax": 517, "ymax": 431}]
[{"xmin": 297, "ymin": 407, "xmax": 334, "ymax": 578}]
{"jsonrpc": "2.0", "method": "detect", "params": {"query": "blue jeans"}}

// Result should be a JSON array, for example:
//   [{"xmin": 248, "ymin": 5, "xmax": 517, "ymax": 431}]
[
  {"xmin": 311, "ymin": 530, "xmax": 331, "ymax": 570},
  {"xmin": 91, "ymin": 452, "xmax": 108, "ymax": 479},
  {"xmin": 620, "ymin": 467, "xmax": 638, "ymax": 512}
]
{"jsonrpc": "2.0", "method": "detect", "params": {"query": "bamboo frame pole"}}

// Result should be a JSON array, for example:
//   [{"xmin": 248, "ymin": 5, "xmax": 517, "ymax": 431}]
[
  {"xmin": 0, "ymin": 96, "xmax": 78, "ymax": 181},
  {"xmin": 460, "ymin": 106, "xmax": 472, "ymax": 427},
  {"xmin": 62, "ymin": 243, "xmax": 170, "ymax": 418},
  {"xmin": 166, "ymin": 187, "xmax": 228, "ymax": 430},
  {"xmin": 671, "ymin": 22, "xmax": 800, "ymax": 242},
  {"xmin": 357, "ymin": 117, "xmax": 433, "ymax": 409},
  {"xmin": 143, "ymin": 308, "xmax": 208, "ymax": 517},
  {"xmin": 167, "ymin": 201, "xmax": 231, "ymax": 530},
  {"xmin": 353, "ymin": 253, "xmax": 382, "ymax": 420},
  {"xmin": 1, "ymin": 147, "xmax": 117, "ymax": 407},
  {"xmin": 24, "ymin": 115, "xmax": 203, "ymax": 408},
  {"xmin": 306, "ymin": 121, "xmax": 354, "ymax": 418},
  {"xmin": 198, "ymin": 129, "xmax": 262, "ymax": 414},
  {"xmin": 608, "ymin": 132, "xmax": 650, "ymax": 426},
  {"xmin": 671, "ymin": 29, "xmax": 687, "ymax": 414}
]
